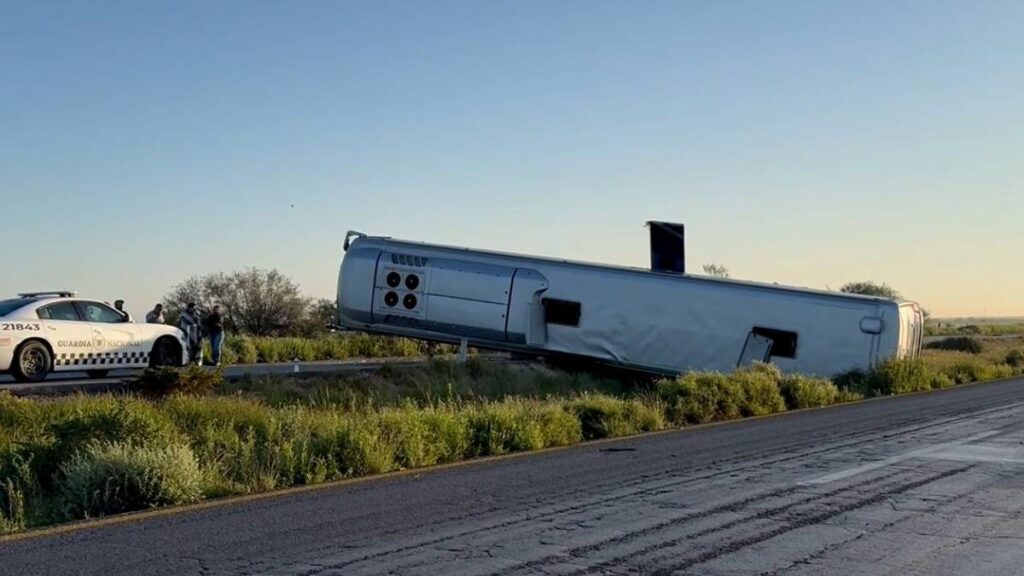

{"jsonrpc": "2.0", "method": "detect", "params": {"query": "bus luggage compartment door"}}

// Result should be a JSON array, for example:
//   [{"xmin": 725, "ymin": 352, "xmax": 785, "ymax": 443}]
[{"xmin": 412, "ymin": 258, "xmax": 514, "ymax": 341}]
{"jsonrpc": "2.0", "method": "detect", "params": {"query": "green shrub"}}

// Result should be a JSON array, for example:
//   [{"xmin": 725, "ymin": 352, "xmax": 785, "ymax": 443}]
[
  {"xmin": 378, "ymin": 409, "xmax": 438, "ymax": 469},
  {"xmin": 0, "ymin": 478, "xmax": 26, "ymax": 534},
  {"xmin": 658, "ymin": 373, "xmax": 735, "ymax": 424},
  {"xmin": 29, "ymin": 399, "xmax": 179, "ymax": 491},
  {"xmin": 129, "ymin": 366, "xmax": 222, "ymax": 398},
  {"xmin": 566, "ymin": 395, "xmax": 661, "ymax": 440},
  {"xmin": 0, "ymin": 449, "xmax": 41, "ymax": 529},
  {"xmin": 925, "ymin": 337, "xmax": 984, "ymax": 354},
  {"xmin": 57, "ymin": 442, "xmax": 202, "ymax": 520},
  {"xmin": 226, "ymin": 336, "xmax": 259, "ymax": 365},
  {"xmin": 535, "ymin": 403, "xmax": 585, "ymax": 447},
  {"xmin": 466, "ymin": 401, "xmax": 547, "ymax": 456},
  {"xmin": 929, "ymin": 372, "xmax": 956, "ymax": 389},
  {"xmin": 336, "ymin": 421, "xmax": 396, "ymax": 476},
  {"xmin": 418, "ymin": 409, "xmax": 473, "ymax": 463},
  {"xmin": 835, "ymin": 388, "xmax": 865, "ymax": 403},
  {"xmin": 831, "ymin": 369, "xmax": 866, "ymax": 394},
  {"xmin": 241, "ymin": 334, "xmax": 427, "ymax": 364},
  {"xmin": 1005, "ymin": 349, "xmax": 1024, "ymax": 369},
  {"xmin": 779, "ymin": 375, "xmax": 839, "ymax": 409},
  {"xmin": 279, "ymin": 338, "xmax": 317, "ymax": 362},
  {"xmin": 939, "ymin": 359, "xmax": 1013, "ymax": 384},
  {"xmin": 730, "ymin": 363, "xmax": 787, "ymax": 416},
  {"xmin": 201, "ymin": 340, "xmax": 238, "ymax": 366},
  {"xmin": 162, "ymin": 396, "xmax": 319, "ymax": 491},
  {"xmin": 859, "ymin": 358, "xmax": 944, "ymax": 395},
  {"xmin": 300, "ymin": 415, "xmax": 396, "ymax": 478},
  {"xmin": 657, "ymin": 364, "xmax": 792, "ymax": 424}
]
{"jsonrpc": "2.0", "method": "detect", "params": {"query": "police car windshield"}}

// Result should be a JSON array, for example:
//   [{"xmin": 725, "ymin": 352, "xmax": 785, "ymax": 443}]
[{"xmin": 0, "ymin": 298, "xmax": 33, "ymax": 318}]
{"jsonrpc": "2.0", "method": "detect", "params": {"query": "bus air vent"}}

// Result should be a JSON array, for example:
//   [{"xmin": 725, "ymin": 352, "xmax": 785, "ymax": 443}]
[{"xmin": 391, "ymin": 253, "xmax": 429, "ymax": 267}]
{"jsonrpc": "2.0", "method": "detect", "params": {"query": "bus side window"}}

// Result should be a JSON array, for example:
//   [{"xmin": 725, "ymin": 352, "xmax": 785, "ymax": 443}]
[
  {"xmin": 542, "ymin": 298, "xmax": 581, "ymax": 327},
  {"xmin": 751, "ymin": 327, "xmax": 798, "ymax": 359}
]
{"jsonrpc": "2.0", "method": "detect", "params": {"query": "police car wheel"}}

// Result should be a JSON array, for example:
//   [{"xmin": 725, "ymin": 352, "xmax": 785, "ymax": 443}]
[
  {"xmin": 86, "ymin": 370, "xmax": 109, "ymax": 379},
  {"xmin": 13, "ymin": 341, "xmax": 52, "ymax": 383},
  {"xmin": 150, "ymin": 338, "xmax": 182, "ymax": 367}
]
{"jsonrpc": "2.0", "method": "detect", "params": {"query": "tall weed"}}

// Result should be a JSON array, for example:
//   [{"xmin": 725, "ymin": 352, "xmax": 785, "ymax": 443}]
[{"xmin": 57, "ymin": 442, "xmax": 203, "ymax": 520}]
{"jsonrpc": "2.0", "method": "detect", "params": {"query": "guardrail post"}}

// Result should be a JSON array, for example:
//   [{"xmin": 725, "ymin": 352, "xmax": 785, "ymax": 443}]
[{"xmin": 458, "ymin": 338, "xmax": 468, "ymax": 364}]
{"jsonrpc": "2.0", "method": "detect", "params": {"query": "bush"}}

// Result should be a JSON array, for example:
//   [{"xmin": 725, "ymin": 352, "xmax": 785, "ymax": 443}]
[
  {"xmin": 243, "ymin": 334, "xmax": 427, "ymax": 364},
  {"xmin": 858, "ymin": 358, "xmax": 949, "ymax": 396},
  {"xmin": 925, "ymin": 337, "xmax": 984, "ymax": 354},
  {"xmin": 930, "ymin": 372, "xmax": 956, "ymax": 389},
  {"xmin": 779, "ymin": 375, "xmax": 839, "ymax": 409},
  {"xmin": 253, "ymin": 338, "xmax": 282, "ymax": 363},
  {"xmin": 658, "ymin": 373, "xmax": 732, "ymax": 424},
  {"xmin": 566, "ymin": 395, "xmax": 661, "ymax": 440},
  {"xmin": 27, "ymin": 399, "xmax": 180, "ymax": 492},
  {"xmin": 226, "ymin": 336, "xmax": 259, "ymax": 365},
  {"xmin": 939, "ymin": 359, "xmax": 1013, "ymax": 385},
  {"xmin": 57, "ymin": 442, "xmax": 203, "ymax": 520},
  {"xmin": 378, "ymin": 409, "xmax": 442, "ymax": 469},
  {"xmin": 730, "ymin": 363, "xmax": 787, "ymax": 416},
  {"xmin": 536, "ymin": 403, "xmax": 585, "ymax": 447},
  {"xmin": 465, "ymin": 401, "xmax": 551, "ymax": 456},
  {"xmin": 1006, "ymin": 349, "xmax": 1024, "ymax": 369},
  {"xmin": 130, "ymin": 366, "xmax": 222, "ymax": 398},
  {"xmin": 0, "ymin": 478, "xmax": 26, "ymax": 534},
  {"xmin": 835, "ymin": 388, "xmax": 865, "ymax": 403},
  {"xmin": 657, "ymin": 363, "xmax": 786, "ymax": 425}
]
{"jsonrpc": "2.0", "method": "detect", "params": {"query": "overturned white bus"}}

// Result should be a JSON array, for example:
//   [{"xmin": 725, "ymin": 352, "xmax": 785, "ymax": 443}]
[{"xmin": 336, "ymin": 223, "xmax": 924, "ymax": 378}]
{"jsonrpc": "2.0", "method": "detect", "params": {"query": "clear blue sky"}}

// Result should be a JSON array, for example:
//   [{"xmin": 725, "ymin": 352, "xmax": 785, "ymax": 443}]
[{"xmin": 2, "ymin": 1, "xmax": 1021, "ymax": 317}]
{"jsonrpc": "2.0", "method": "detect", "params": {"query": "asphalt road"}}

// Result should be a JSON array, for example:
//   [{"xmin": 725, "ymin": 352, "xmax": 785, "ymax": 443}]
[{"xmin": 4, "ymin": 377, "xmax": 1024, "ymax": 576}]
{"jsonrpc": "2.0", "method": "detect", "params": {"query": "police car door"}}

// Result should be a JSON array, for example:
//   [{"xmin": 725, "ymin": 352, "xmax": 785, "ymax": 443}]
[
  {"xmin": 75, "ymin": 301, "xmax": 145, "ymax": 368},
  {"xmin": 35, "ymin": 301, "xmax": 96, "ymax": 372}
]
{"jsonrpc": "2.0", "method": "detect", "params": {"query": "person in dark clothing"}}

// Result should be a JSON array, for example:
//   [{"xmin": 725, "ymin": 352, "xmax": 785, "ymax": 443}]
[
  {"xmin": 178, "ymin": 303, "xmax": 202, "ymax": 365},
  {"xmin": 205, "ymin": 305, "xmax": 225, "ymax": 366}
]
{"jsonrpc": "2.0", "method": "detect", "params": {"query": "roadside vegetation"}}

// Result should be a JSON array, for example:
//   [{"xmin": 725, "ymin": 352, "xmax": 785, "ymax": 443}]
[
  {"xmin": 924, "ymin": 322, "xmax": 1024, "ymax": 337},
  {"xmin": 198, "ymin": 333, "xmax": 449, "ymax": 365},
  {"xmin": 3, "ymin": 337, "xmax": 1023, "ymax": 535}
]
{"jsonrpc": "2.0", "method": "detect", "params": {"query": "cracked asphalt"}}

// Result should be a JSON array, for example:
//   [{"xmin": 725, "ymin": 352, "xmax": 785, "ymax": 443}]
[{"xmin": 4, "ymin": 377, "xmax": 1024, "ymax": 575}]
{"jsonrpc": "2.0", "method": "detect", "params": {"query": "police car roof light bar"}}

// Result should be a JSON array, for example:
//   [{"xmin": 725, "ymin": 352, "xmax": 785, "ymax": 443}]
[{"xmin": 18, "ymin": 291, "xmax": 77, "ymax": 298}]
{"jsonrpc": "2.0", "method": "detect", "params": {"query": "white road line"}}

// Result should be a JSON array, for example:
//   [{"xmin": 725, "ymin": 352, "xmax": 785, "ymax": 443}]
[
  {"xmin": 798, "ymin": 430, "xmax": 1003, "ymax": 485},
  {"xmin": 923, "ymin": 444, "xmax": 1024, "ymax": 464}
]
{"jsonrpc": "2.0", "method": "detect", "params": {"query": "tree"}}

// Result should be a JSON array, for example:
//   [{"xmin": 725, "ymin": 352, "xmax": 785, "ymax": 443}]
[
  {"xmin": 164, "ymin": 268, "xmax": 310, "ymax": 336},
  {"xmin": 838, "ymin": 281, "xmax": 931, "ymax": 318},
  {"xmin": 222, "ymin": 268, "xmax": 309, "ymax": 336},
  {"xmin": 162, "ymin": 273, "xmax": 233, "ymax": 329},
  {"xmin": 702, "ymin": 263, "xmax": 730, "ymax": 278},
  {"xmin": 294, "ymin": 298, "xmax": 338, "ymax": 336},
  {"xmin": 838, "ymin": 281, "xmax": 902, "ymax": 300}
]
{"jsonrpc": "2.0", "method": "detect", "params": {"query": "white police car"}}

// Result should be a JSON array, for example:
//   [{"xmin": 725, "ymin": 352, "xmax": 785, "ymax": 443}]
[{"xmin": 0, "ymin": 291, "xmax": 190, "ymax": 382}]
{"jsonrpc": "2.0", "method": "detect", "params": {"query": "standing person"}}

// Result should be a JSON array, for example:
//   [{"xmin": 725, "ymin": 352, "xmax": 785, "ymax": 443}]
[
  {"xmin": 205, "ymin": 304, "xmax": 225, "ymax": 366},
  {"xmin": 178, "ymin": 303, "xmax": 203, "ymax": 365},
  {"xmin": 145, "ymin": 304, "xmax": 165, "ymax": 324}
]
